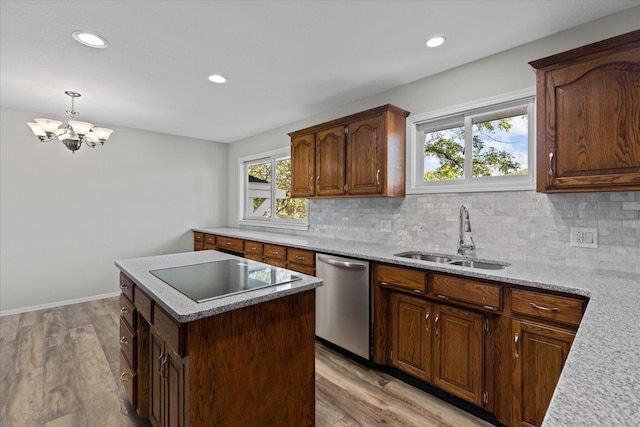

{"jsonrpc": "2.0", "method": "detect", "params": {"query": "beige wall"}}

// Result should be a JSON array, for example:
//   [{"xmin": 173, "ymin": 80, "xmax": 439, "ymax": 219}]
[
  {"xmin": 0, "ymin": 107, "xmax": 229, "ymax": 312},
  {"xmin": 227, "ymin": 6, "xmax": 640, "ymax": 225}
]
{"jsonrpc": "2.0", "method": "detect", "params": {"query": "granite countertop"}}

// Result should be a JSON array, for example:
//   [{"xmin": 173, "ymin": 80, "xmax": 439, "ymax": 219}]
[
  {"xmin": 115, "ymin": 250, "xmax": 322, "ymax": 323},
  {"xmin": 193, "ymin": 226, "xmax": 640, "ymax": 427}
]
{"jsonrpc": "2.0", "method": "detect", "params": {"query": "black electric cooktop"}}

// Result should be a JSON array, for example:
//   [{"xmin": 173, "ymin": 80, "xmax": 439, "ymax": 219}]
[{"xmin": 149, "ymin": 259, "xmax": 301, "ymax": 303}]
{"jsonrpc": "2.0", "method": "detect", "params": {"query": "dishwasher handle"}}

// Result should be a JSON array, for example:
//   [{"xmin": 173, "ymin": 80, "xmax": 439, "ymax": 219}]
[{"xmin": 317, "ymin": 255, "xmax": 367, "ymax": 270}]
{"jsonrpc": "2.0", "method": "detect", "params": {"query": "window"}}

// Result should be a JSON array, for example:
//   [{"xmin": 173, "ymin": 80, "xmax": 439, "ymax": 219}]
[
  {"xmin": 408, "ymin": 90, "xmax": 535, "ymax": 193},
  {"xmin": 240, "ymin": 148, "xmax": 307, "ymax": 229}
]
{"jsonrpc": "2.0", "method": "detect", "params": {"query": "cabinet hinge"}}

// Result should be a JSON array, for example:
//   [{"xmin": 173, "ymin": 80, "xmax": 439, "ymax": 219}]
[
  {"xmin": 483, "ymin": 391, "xmax": 489, "ymax": 406},
  {"xmin": 484, "ymin": 318, "xmax": 489, "ymax": 332}
]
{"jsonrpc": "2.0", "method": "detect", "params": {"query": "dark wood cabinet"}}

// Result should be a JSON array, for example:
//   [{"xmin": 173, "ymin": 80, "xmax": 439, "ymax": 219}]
[
  {"xmin": 530, "ymin": 30, "xmax": 640, "ymax": 192},
  {"xmin": 118, "ymin": 273, "xmax": 149, "ymax": 417},
  {"xmin": 289, "ymin": 104, "xmax": 409, "ymax": 199},
  {"xmin": 150, "ymin": 326, "xmax": 187, "ymax": 427},
  {"xmin": 433, "ymin": 304, "xmax": 485, "ymax": 406},
  {"xmin": 511, "ymin": 319, "xmax": 575, "ymax": 427},
  {"xmin": 390, "ymin": 293, "xmax": 432, "ymax": 382},
  {"xmin": 346, "ymin": 115, "xmax": 384, "ymax": 195},
  {"xmin": 290, "ymin": 133, "xmax": 316, "ymax": 197}
]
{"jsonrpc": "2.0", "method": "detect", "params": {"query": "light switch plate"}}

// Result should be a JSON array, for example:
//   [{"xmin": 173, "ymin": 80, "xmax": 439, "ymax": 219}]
[{"xmin": 570, "ymin": 227, "xmax": 598, "ymax": 248}]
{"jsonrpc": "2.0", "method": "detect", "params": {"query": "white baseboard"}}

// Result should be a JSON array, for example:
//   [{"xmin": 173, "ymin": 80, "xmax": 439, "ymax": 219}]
[{"xmin": 0, "ymin": 291, "xmax": 121, "ymax": 317}]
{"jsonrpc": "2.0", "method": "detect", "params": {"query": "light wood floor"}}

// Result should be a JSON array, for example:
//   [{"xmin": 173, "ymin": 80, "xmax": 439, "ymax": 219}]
[{"xmin": 1, "ymin": 297, "xmax": 493, "ymax": 427}]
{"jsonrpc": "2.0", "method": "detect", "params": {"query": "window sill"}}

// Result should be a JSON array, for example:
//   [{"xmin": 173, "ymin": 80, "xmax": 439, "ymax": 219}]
[{"xmin": 237, "ymin": 218, "xmax": 309, "ymax": 231}]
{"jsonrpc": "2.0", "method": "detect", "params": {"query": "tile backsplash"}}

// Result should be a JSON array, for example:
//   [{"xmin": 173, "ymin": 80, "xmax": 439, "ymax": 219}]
[{"xmin": 246, "ymin": 191, "xmax": 640, "ymax": 275}]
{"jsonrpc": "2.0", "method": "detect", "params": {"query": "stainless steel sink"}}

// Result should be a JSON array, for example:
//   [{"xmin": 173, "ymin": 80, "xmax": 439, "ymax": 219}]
[
  {"xmin": 447, "ymin": 259, "xmax": 510, "ymax": 270},
  {"xmin": 394, "ymin": 252, "xmax": 453, "ymax": 263},
  {"xmin": 394, "ymin": 251, "xmax": 510, "ymax": 270}
]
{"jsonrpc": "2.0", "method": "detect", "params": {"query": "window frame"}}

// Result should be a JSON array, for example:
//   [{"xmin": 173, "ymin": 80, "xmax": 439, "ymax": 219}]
[
  {"xmin": 407, "ymin": 88, "xmax": 536, "ymax": 194},
  {"xmin": 237, "ymin": 147, "xmax": 308, "ymax": 231}
]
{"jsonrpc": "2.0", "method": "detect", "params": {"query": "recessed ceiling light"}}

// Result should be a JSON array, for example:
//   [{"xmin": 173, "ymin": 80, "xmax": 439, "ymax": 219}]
[
  {"xmin": 208, "ymin": 74, "xmax": 229, "ymax": 84},
  {"xmin": 72, "ymin": 31, "xmax": 109, "ymax": 48},
  {"xmin": 426, "ymin": 36, "xmax": 445, "ymax": 48}
]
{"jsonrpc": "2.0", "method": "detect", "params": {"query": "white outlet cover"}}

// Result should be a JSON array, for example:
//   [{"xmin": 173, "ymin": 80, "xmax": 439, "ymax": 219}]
[
  {"xmin": 570, "ymin": 227, "xmax": 598, "ymax": 248},
  {"xmin": 380, "ymin": 219, "xmax": 392, "ymax": 232}
]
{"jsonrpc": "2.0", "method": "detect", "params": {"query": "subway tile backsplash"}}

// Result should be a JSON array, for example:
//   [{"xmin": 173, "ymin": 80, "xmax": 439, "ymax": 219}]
[{"xmin": 246, "ymin": 191, "xmax": 640, "ymax": 275}]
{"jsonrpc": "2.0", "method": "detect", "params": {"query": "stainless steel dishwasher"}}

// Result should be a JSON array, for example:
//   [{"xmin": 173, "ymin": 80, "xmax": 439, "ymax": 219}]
[{"xmin": 315, "ymin": 254, "xmax": 370, "ymax": 360}]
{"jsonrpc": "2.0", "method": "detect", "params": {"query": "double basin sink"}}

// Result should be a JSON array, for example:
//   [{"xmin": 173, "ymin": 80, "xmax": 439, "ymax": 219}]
[{"xmin": 394, "ymin": 251, "xmax": 510, "ymax": 270}]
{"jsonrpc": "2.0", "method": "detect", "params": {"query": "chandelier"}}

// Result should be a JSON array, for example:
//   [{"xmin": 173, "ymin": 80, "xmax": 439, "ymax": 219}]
[{"xmin": 27, "ymin": 91, "xmax": 113, "ymax": 153}]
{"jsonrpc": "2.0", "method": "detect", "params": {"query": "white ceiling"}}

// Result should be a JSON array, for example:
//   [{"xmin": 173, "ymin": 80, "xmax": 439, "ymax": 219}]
[{"xmin": 1, "ymin": 1, "xmax": 638, "ymax": 143}]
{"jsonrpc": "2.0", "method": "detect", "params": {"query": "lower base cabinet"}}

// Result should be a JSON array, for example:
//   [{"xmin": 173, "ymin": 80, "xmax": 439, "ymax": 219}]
[
  {"xmin": 389, "ymin": 293, "xmax": 486, "ymax": 407},
  {"xmin": 433, "ymin": 304, "xmax": 485, "ymax": 406},
  {"xmin": 511, "ymin": 319, "xmax": 575, "ymax": 427},
  {"xmin": 390, "ymin": 294, "xmax": 432, "ymax": 382},
  {"xmin": 150, "ymin": 328, "xmax": 187, "ymax": 427}
]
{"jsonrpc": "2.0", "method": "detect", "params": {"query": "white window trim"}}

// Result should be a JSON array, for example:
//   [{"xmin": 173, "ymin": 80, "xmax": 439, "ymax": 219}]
[
  {"xmin": 237, "ymin": 147, "xmax": 309, "ymax": 231},
  {"xmin": 406, "ymin": 88, "xmax": 536, "ymax": 194}
]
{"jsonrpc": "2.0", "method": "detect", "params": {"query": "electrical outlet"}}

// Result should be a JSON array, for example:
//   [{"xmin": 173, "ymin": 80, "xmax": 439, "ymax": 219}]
[
  {"xmin": 380, "ymin": 219, "xmax": 392, "ymax": 232},
  {"xmin": 570, "ymin": 227, "xmax": 598, "ymax": 248}
]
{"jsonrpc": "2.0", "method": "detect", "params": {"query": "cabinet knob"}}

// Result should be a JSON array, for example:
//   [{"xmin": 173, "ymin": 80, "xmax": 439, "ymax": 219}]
[
  {"xmin": 376, "ymin": 169, "xmax": 381, "ymax": 185},
  {"xmin": 548, "ymin": 153, "xmax": 554, "ymax": 176},
  {"xmin": 119, "ymin": 282, "xmax": 128, "ymax": 290},
  {"xmin": 120, "ymin": 307, "xmax": 128, "ymax": 314},
  {"xmin": 434, "ymin": 314, "xmax": 440, "ymax": 336},
  {"xmin": 120, "ymin": 372, "xmax": 129, "ymax": 382},
  {"xmin": 295, "ymin": 255, "xmax": 304, "ymax": 260},
  {"xmin": 120, "ymin": 336, "xmax": 128, "ymax": 345},
  {"xmin": 514, "ymin": 332, "xmax": 520, "ymax": 358},
  {"xmin": 425, "ymin": 312, "xmax": 430, "ymax": 332}
]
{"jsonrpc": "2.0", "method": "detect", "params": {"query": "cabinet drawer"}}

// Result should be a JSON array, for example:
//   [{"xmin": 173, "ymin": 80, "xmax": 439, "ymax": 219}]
[
  {"xmin": 193, "ymin": 232, "xmax": 204, "ymax": 242},
  {"xmin": 287, "ymin": 248, "xmax": 315, "ymax": 267},
  {"xmin": 245, "ymin": 253, "xmax": 264, "ymax": 262},
  {"xmin": 287, "ymin": 263, "xmax": 315, "ymax": 276},
  {"xmin": 154, "ymin": 305, "xmax": 185, "ymax": 356},
  {"xmin": 194, "ymin": 242, "xmax": 205, "ymax": 251},
  {"xmin": 511, "ymin": 288, "xmax": 584, "ymax": 326},
  {"xmin": 244, "ymin": 241, "xmax": 264, "ymax": 255},
  {"xmin": 134, "ymin": 286, "xmax": 153, "ymax": 324},
  {"xmin": 119, "ymin": 273, "xmax": 135, "ymax": 303},
  {"xmin": 119, "ymin": 351, "xmax": 137, "ymax": 408},
  {"xmin": 216, "ymin": 236, "xmax": 243, "ymax": 252},
  {"xmin": 204, "ymin": 233, "xmax": 216, "ymax": 245},
  {"xmin": 120, "ymin": 320, "xmax": 137, "ymax": 368},
  {"xmin": 120, "ymin": 294, "xmax": 137, "ymax": 330},
  {"xmin": 431, "ymin": 274, "xmax": 502, "ymax": 311},
  {"xmin": 377, "ymin": 264, "xmax": 426, "ymax": 294},
  {"xmin": 265, "ymin": 258, "xmax": 287, "ymax": 268},
  {"xmin": 264, "ymin": 244, "xmax": 286, "ymax": 260}
]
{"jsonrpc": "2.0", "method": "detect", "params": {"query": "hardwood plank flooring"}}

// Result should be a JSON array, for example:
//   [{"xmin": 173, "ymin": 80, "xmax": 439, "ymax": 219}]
[{"xmin": 1, "ymin": 297, "xmax": 492, "ymax": 427}]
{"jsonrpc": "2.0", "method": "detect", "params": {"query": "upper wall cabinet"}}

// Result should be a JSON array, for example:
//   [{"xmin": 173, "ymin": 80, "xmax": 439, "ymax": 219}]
[
  {"xmin": 530, "ymin": 30, "xmax": 640, "ymax": 193},
  {"xmin": 289, "ymin": 104, "xmax": 410, "ymax": 198}
]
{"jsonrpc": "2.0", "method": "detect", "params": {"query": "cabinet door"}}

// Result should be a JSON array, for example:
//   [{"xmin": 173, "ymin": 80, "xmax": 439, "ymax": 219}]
[
  {"xmin": 390, "ymin": 293, "xmax": 432, "ymax": 382},
  {"xmin": 150, "ymin": 330, "xmax": 164, "ymax": 427},
  {"xmin": 537, "ymin": 44, "xmax": 640, "ymax": 192},
  {"xmin": 291, "ymin": 133, "xmax": 316, "ymax": 197},
  {"xmin": 346, "ymin": 115, "xmax": 384, "ymax": 195},
  {"xmin": 316, "ymin": 125, "xmax": 346, "ymax": 196},
  {"xmin": 433, "ymin": 304, "xmax": 484, "ymax": 406},
  {"xmin": 512, "ymin": 319, "xmax": 575, "ymax": 427},
  {"xmin": 166, "ymin": 349, "xmax": 186, "ymax": 427}
]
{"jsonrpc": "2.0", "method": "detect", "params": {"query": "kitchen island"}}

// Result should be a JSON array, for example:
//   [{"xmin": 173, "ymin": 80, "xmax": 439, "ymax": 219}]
[{"xmin": 115, "ymin": 250, "xmax": 322, "ymax": 427}]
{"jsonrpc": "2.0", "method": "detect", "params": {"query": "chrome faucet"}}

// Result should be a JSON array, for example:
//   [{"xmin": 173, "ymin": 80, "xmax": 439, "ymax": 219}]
[{"xmin": 457, "ymin": 205, "xmax": 476, "ymax": 256}]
